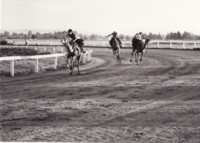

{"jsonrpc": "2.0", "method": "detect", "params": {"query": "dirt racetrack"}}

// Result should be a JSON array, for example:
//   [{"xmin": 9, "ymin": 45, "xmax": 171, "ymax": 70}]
[{"xmin": 0, "ymin": 48, "xmax": 200, "ymax": 142}]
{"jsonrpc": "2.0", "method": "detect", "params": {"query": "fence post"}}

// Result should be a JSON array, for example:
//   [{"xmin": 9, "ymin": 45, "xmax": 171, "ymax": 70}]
[
  {"xmin": 10, "ymin": 60, "xmax": 14, "ymax": 77},
  {"xmin": 60, "ymin": 47, "xmax": 63, "ymax": 53},
  {"xmin": 194, "ymin": 42, "xmax": 197, "ymax": 48},
  {"xmin": 170, "ymin": 42, "xmax": 172, "ymax": 48},
  {"xmin": 157, "ymin": 42, "xmax": 160, "ymax": 48},
  {"xmin": 44, "ymin": 47, "xmax": 46, "ymax": 52},
  {"xmin": 93, "ymin": 42, "xmax": 96, "ymax": 46},
  {"xmin": 102, "ymin": 42, "xmax": 105, "ymax": 47},
  {"xmin": 54, "ymin": 57, "xmax": 58, "ymax": 69},
  {"xmin": 183, "ymin": 42, "xmax": 186, "ymax": 49},
  {"xmin": 35, "ymin": 59, "xmax": 39, "ymax": 73},
  {"xmin": 53, "ymin": 47, "xmax": 56, "ymax": 53},
  {"xmin": 122, "ymin": 42, "xmax": 125, "ymax": 47}
]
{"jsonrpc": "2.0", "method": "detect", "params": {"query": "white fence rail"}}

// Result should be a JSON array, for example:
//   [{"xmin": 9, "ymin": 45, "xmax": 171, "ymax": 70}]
[
  {"xmin": 1, "ymin": 40, "xmax": 200, "ymax": 49},
  {"xmin": 84, "ymin": 40, "xmax": 200, "ymax": 49},
  {"xmin": 0, "ymin": 50, "xmax": 93, "ymax": 77}
]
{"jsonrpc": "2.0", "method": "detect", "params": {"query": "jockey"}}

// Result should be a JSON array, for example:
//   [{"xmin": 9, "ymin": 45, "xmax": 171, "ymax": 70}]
[
  {"xmin": 61, "ymin": 37, "xmax": 76, "ymax": 54},
  {"xmin": 108, "ymin": 31, "xmax": 122, "ymax": 49},
  {"xmin": 132, "ymin": 32, "xmax": 143, "ymax": 46},
  {"xmin": 134, "ymin": 32, "xmax": 143, "ymax": 40},
  {"xmin": 67, "ymin": 29, "xmax": 85, "ymax": 53}
]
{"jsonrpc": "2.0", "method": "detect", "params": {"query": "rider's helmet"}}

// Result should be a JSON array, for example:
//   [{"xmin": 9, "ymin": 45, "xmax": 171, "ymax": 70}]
[
  {"xmin": 112, "ymin": 31, "xmax": 117, "ymax": 37},
  {"xmin": 68, "ymin": 29, "xmax": 73, "ymax": 34},
  {"xmin": 139, "ymin": 32, "xmax": 143, "ymax": 35}
]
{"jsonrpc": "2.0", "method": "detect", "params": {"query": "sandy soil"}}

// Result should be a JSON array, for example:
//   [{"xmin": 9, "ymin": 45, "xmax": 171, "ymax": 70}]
[{"xmin": 0, "ymin": 48, "xmax": 200, "ymax": 142}]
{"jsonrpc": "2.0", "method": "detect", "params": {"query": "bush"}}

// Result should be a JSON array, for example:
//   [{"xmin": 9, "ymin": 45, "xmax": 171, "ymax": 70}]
[
  {"xmin": 193, "ymin": 48, "xmax": 200, "ymax": 50},
  {"xmin": 0, "ymin": 39, "xmax": 8, "ymax": 45},
  {"xmin": 0, "ymin": 48, "xmax": 50, "ymax": 57}
]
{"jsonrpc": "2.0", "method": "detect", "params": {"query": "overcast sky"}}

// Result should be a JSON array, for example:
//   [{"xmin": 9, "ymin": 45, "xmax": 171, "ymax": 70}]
[{"xmin": 1, "ymin": 0, "xmax": 200, "ymax": 35}]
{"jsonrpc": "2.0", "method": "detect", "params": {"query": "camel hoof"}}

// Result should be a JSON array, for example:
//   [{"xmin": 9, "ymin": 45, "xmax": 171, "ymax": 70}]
[
  {"xmin": 130, "ymin": 59, "xmax": 132, "ymax": 62},
  {"xmin": 70, "ymin": 72, "xmax": 72, "ymax": 75}
]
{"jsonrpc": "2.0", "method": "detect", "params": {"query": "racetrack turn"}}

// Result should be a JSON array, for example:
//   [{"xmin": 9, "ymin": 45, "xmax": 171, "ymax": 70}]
[{"xmin": 1, "ymin": 48, "xmax": 200, "ymax": 142}]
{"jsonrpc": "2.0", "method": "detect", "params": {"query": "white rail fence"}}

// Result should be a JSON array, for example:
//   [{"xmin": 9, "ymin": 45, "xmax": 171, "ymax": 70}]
[
  {"xmin": 1, "ymin": 40, "xmax": 200, "ymax": 49},
  {"xmin": 0, "ymin": 50, "xmax": 93, "ymax": 77},
  {"xmin": 84, "ymin": 40, "xmax": 200, "ymax": 49},
  {"xmin": 9, "ymin": 39, "xmax": 200, "ymax": 48}
]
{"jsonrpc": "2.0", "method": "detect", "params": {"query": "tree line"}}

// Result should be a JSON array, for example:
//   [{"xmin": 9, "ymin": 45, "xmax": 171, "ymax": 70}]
[{"xmin": 1, "ymin": 30, "xmax": 200, "ymax": 40}]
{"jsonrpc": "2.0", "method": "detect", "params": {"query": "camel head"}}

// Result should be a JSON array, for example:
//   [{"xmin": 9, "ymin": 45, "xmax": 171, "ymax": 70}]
[{"xmin": 145, "ymin": 38, "xmax": 150, "ymax": 44}]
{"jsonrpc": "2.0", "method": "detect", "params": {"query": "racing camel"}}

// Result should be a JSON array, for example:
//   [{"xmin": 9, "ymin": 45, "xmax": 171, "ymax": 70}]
[
  {"xmin": 61, "ymin": 37, "xmax": 81, "ymax": 75},
  {"xmin": 130, "ymin": 38, "xmax": 150, "ymax": 65}
]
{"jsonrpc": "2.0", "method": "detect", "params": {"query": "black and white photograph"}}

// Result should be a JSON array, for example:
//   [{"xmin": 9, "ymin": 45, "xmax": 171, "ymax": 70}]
[{"xmin": 0, "ymin": 0, "xmax": 200, "ymax": 142}]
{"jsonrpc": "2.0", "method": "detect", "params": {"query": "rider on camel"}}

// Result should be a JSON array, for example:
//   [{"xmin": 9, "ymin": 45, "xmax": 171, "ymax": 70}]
[
  {"xmin": 107, "ymin": 31, "xmax": 122, "ymax": 49},
  {"xmin": 67, "ymin": 29, "xmax": 86, "ymax": 53}
]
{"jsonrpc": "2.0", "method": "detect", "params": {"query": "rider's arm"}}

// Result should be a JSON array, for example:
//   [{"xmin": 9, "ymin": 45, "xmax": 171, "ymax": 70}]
[{"xmin": 117, "ymin": 38, "xmax": 122, "ymax": 47}]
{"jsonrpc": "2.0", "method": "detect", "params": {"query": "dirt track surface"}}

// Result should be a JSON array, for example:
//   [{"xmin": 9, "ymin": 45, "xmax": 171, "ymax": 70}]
[{"xmin": 1, "ymin": 48, "xmax": 200, "ymax": 142}]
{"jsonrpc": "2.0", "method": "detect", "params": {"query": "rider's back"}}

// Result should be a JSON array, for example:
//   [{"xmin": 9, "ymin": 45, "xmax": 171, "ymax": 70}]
[{"xmin": 109, "ymin": 37, "xmax": 121, "ymax": 48}]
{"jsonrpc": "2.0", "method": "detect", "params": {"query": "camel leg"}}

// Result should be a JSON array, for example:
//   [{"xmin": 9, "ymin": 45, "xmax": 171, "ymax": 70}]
[
  {"xmin": 116, "ymin": 49, "xmax": 119, "ymax": 63},
  {"xmin": 65, "ymin": 55, "xmax": 70, "ymax": 68},
  {"xmin": 116, "ymin": 55, "xmax": 119, "ymax": 63},
  {"xmin": 117, "ymin": 55, "xmax": 120, "ymax": 63},
  {"xmin": 135, "ymin": 52, "xmax": 139, "ymax": 65},
  {"xmin": 135, "ymin": 52, "xmax": 137, "ymax": 62},
  {"xmin": 140, "ymin": 52, "xmax": 143, "ymax": 62},
  {"xmin": 76, "ymin": 56, "xmax": 80, "ymax": 75},
  {"xmin": 130, "ymin": 49, "xmax": 135, "ymax": 62},
  {"xmin": 77, "ymin": 61, "xmax": 80, "ymax": 75},
  {"xmin": 69, "ymin": 58, "xmax": 73, "ymax": 75},
  {"xmin": 118, "ymin": 47, "xmax": 121, "ymax": 63},
  {"xmin": 114, "ymin": 49, "xmax": 118, "ymax": 63},
  {"xmin": 69, "ymin": 58, "xmax": 72, "ymax": 70},
  {"xmin": 113, "ymin": 50, "xmax": 115, "ymax": 55}
]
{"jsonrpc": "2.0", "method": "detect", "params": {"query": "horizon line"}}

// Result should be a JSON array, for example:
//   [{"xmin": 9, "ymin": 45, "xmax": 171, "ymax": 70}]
[{"xmin": 1, "ymin": 29, "xmax": 200, "ymax": 36}]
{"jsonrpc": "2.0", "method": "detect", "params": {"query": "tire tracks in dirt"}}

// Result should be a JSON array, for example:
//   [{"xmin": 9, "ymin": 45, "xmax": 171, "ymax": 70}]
[{"xmin": 1, "ymin": 49, "xmax": 200, "ymax": 142}]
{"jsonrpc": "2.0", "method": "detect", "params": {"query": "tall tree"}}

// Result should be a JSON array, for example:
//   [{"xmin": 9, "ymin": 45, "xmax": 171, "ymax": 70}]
[
  {"xmin": 182, "ymin": 31, "xmax": 195, "ymax": 40},
  {"xmin": 3, "ymin": 31, "xmax": 10, "ymax": 37},
  {"xmin": 27, "ymin": 30, "xmax": 32, "ymax": 39}
]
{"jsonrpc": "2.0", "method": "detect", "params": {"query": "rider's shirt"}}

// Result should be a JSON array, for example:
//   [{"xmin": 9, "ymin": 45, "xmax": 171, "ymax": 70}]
[
  {"xmin": 110, "ymin": 37, "xmax": 122, "ymax": 48},
  {"xmin": 68, "ymin": 33, "xmax": 77, "ymax": 41}
]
